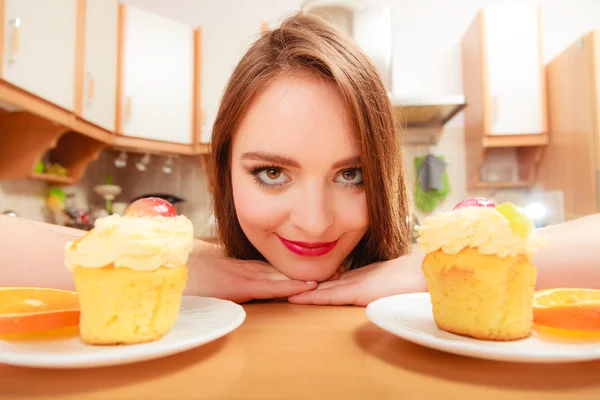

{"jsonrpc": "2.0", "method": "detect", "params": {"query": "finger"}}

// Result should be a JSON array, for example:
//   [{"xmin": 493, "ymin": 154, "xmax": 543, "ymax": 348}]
[
  {"xmin": 313, "ymin": 277, "xmax": 350, "ymax": 289},
  {"xmin": 247, "ymin": 279, "xmax": 317, "ymax": 300},
  {"xmin": 288, "ymin": 283, "xmax": 367, "ymax": 306}
]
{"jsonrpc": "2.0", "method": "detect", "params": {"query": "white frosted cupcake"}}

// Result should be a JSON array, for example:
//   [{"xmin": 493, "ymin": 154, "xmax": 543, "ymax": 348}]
[
  {"xmin": 417, "ymin": 198, "xmax": 548, "ymax": 341},
  {"xmin": 65, "ymin": 198, "xmax": 193, "ymax": 345}
]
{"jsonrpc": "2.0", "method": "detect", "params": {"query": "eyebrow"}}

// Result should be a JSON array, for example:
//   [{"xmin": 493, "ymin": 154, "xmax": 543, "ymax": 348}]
[
  {"xmin": 332, "ymin": 155, "xmax": 361, "ymax": 169},
  {"xmin": 240, "ymin": 151, "xmax": 361, "ymax": 169},
  {"xmin": 240, "ymin": 152, "xmax": 300, "ymax": 168}
]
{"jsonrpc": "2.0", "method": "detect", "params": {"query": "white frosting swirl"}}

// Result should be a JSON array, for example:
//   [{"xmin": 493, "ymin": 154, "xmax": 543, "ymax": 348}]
[
  {"xmin": 65, "ymin": 214, "xmax": 194, "ymax": 271},
  {"xmin": 416, "ymin": 206, "xmax": 548, "ymax": 258}
]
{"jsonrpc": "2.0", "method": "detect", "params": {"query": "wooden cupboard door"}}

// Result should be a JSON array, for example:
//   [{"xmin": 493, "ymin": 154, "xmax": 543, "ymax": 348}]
[
  {"xmin": 483, "ymin": 4, "xmax": 546, "ymax": 135},
  {"xmin": 537, "ymin": 32, "xmax": 600, "ymax": 220},
  {"xmin": 81, "ymin": 0, "xmax": 118, "ymax": 131},
  {"xmin": 2, "ymin": 0, "xmax": 77, "ymax": 110},
  {"xmin": 121, "ymin": 5, "xmax": 193, "ymax": 144}
]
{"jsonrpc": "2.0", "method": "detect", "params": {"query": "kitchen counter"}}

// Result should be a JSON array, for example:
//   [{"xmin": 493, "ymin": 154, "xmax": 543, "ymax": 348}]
[{"xmin": 1, "ymin": 302, "xmax": 599, "ymax": 399}]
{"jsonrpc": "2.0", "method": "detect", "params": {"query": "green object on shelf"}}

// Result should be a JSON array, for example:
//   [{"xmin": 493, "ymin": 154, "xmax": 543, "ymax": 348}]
[
  {"xmin": 34, "ymin": 160, "xmax": 45, "ymax": 173},
  {"xmin": 48, "ymin": 187, "xmax": 66, "ymax": 204},
  {"xmin": 104, "ymin": 175, "xmax": 114, "ymax": 213},
  {"xmin": 414, "ymin": 156, "xmax": 450, "ymax": 212}
]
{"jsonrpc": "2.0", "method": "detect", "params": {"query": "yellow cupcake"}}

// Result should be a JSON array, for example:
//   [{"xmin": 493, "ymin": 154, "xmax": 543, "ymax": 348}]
[
  {"xmin": 417, "ymin": 200, "xmax": 548, "ymax": 341},
  {"xmin": 73, "ymin": 264, "xmax": 187, "ymax": 345},
  {"xmin": 422, "ymin": 248, "xmax": 536, "ymax": 340},
  {"xmin": 65, "ymin": 205, "xmax": 194, "ymax": 346}
]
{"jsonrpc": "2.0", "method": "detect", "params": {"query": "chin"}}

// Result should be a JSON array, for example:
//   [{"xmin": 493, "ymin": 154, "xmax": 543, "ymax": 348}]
[{"xmin": 270, "ymin": 258, "xmax": 341, "ymax": 282}]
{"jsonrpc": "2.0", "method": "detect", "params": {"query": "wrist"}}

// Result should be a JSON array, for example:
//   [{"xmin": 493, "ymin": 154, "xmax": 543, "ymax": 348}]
[
  {"xmin": 405, "ymin": 249, "xmax": 428, "ymax": 293},
  {"xmin": 183, "ymin": 252, "xmax": 211, "ymax": 296}
]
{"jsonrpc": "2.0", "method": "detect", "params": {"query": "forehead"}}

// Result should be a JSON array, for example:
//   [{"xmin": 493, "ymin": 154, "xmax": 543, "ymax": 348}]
[{"xmin": 232, "ymin": 72, "xmax": 359, "ymax": 162}]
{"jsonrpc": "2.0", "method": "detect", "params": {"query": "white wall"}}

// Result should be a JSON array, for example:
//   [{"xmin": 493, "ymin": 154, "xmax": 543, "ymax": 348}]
[{"xmin": 0, "ymin": 179, "xmax": 48, "ymax": 220}]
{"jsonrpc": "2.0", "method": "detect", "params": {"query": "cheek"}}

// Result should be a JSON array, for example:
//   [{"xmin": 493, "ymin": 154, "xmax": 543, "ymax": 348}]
[
  {"xmin": 231, "ymin": 168, "xmax": 288, "ymax": 231},
  {"xmin": 334, "ymin": 191, "xmax": 369, "ymax": 233}
]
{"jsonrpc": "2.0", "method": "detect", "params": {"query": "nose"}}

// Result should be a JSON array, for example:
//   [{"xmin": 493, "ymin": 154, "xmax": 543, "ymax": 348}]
[{"xmin": 289, "ymin": 185, "xmax": 334, "ymax": 237}]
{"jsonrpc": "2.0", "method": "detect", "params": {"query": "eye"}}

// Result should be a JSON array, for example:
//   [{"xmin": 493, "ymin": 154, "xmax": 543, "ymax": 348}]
[
  {"xmin": 334, "ymin": 168, "xmax": 363, "ymax": 186},
  {"xmin": 250, "ymin": 166, "xmax": 291, "ymax": 188}
]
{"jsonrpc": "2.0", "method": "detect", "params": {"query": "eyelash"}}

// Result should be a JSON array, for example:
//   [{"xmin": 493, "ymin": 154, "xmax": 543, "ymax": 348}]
[
  {"xmin": 337, "ymin": 166, "xmax": 365, "ymax": 189},
  {"xmin": 248, "ymin": 164, "xmax": 288, "ymax": 189},
  {"xmin": 246, "ymin": 164, "xmax": 364, "ymax": 189}
]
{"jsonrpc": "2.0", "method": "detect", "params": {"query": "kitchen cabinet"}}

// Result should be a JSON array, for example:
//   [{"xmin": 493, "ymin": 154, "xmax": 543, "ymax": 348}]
[
  {"xmin": 77, "ymin": 0, "xmax": 118, "ymax": 132},
  {"xmin": 0, "ymin": 1, "xmax": 207, "ymax": 187},
  {"xmin": 461, "ymin": 4, "xmax": 548, "ymax": 189},
  {"xmin": 479, "ymin": 5, "xmax": 546, "ymax": 136},
  {"xmin": 2, "ymin": 0, "xmax": 77, "ymax": 111},
  {"xmin": 117, "ymin": 4, "xmax": 195, "ymax": 145},
  {"xmin": 537, "ymin": 30, "xmax": 600, "ymax": 221}
]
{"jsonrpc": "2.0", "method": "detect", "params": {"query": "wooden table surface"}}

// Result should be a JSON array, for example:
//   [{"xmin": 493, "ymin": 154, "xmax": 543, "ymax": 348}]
[{"xmin": 1, "ymin": 302, "xmax": 600, "ymax": 400}]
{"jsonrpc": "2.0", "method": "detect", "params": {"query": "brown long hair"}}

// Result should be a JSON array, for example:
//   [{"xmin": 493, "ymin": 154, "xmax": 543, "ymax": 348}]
[{"xmin": 209, "ymin": 12, "xmax": 411, "ymax": 269}]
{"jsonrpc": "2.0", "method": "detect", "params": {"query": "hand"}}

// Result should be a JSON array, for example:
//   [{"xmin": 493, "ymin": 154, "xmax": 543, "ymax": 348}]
[
  {"xmin": 185, "ymin": 254, "xmax": 318, "ymax": 303},
  {"xmin": 287, "ymin": 251, "xmax": 428, "ymax": 306}
]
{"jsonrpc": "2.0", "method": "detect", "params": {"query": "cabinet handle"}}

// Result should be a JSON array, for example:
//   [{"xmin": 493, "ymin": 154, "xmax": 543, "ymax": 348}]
[
  {"xmin": 8, "ymin": 18, "xmax": 20, "ymax": 65},
  {"xmin": 125, "ymin": 96, "xmax": 132, "ymax": 124},
  {"xmin": 85, "ymin": 73, "xmax": 95, "ymax": 106}
]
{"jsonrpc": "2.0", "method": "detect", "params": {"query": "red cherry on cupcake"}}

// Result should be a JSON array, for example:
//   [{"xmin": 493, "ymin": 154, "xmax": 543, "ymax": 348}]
[
  {"xmin": 453, "ymin": 197, "xmax": 496, "ymax": 210},
  {"xmin": 125, "ymin": 197, "xmax": 176, "ymax": 217}
]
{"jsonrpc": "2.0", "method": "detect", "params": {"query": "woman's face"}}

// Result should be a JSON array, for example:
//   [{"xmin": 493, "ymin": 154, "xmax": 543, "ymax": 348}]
[{"xmin": 230, "ymin": 72, "xmax": 369, "ymax": 282}]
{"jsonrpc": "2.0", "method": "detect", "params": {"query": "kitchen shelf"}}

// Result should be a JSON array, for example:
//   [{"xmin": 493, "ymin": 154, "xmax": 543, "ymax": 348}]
[
  {"xmin": 29, "ymin": 173, "xmax": 75, "ymax": 185},
  {"xmin": 483, "ymin": 133, "xmax": 549, "ymax": 148},
  {"xmin": 393, "ymin": 95, "xmax": 467, "ymax": 146},
  {"xmin": 50, "ymin": 131, "xmax": 108, "ymax": 182},
  {"xmin": 0, "ymin": 112, "xmax": 107, "ymax": 184},
  {"xmin": 0, "ymin": 77, "xmax": 211, "ymax": 186},
  {"xmin": 0, "ymin": 112, "xmax": 69, "ymax": 180},
  {"xmin": 468, "ymin": 142, "xmax": 546, "ymax": 189},
  {"xmin": 0, "ymin": 79, "xmax": 113, "ymax": 143},
  {"xmin": 113, "ymin": 135, "xmax": 209, "ymax": 156},
  {"xmin": 472, "ymin": 180, "xmax": 531, "ymax": 189},
  {"xmin": 0, "ymin": 77, "xmax": 211, "ymax": 185}
]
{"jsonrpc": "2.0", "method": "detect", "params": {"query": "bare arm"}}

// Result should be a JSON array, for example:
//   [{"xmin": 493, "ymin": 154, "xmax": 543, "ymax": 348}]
[
  {"xmin": 533, "ymin": 213, "xmax": 600, "ymax": 290},
  {"xmin": 0, "ymin": 215, "xmax": 83, "ymax": 290},
  {"xmin": 0, "ymin": 215, "xmax": 227, "ymax": 288},
  {"xmin": 289, "ymin": 213, "xmax": 600, "ymax": 305},
  {"xmin": 0, "ymin": 215, "xmax": 317, "ymax": 302}
]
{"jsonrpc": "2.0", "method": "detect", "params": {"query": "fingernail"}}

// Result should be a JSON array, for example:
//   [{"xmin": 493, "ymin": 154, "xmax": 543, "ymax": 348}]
[{"xmin": 305, "ymin": 281, "xmax": 316, "ymax": 284}]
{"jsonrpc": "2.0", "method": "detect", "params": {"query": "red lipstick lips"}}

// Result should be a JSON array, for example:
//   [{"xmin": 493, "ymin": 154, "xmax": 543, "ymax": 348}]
[{"xmin": 277, "ymin": 235, "xmax": 338, "ymax": 257}]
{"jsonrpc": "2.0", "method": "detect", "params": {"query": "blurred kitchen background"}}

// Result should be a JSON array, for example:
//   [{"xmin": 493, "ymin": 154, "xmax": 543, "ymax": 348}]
[{"xmin": 1, "ymin": 0, "xmax": 600, "ymax": 241}]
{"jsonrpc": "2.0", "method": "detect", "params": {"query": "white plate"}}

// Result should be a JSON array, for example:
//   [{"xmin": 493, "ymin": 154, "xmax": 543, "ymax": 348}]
[
  {"xmin": 366, "ymin": 293, "xmax": 600, "ymax": 363},
  {"xmin": 0, "ymin": 296, "xmax": 246, "ymax": 369}
]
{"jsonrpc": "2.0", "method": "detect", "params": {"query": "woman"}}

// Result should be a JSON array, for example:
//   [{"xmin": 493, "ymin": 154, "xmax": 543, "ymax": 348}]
[
  {"xmin": 2, "ymin": 13, "xmax": 598, "ymax": 305},
  {"xmin": 204, "ymin": 12, "xmax": 600, "ymax": 304}
]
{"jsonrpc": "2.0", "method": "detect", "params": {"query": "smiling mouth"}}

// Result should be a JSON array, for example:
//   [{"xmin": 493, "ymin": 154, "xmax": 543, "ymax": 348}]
[{"xmin": 276, "ymin": 235, "xmax": 338, "ymax": 257}]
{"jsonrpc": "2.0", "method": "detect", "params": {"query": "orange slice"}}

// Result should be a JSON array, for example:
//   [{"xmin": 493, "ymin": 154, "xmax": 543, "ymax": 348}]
[
  {"xmin": 533, "ymin": 288, "xmax": 600, "ymax": 339},
  {"xmin": 0, "ymin": 287, "xmax": 80, "ymax": 336}
]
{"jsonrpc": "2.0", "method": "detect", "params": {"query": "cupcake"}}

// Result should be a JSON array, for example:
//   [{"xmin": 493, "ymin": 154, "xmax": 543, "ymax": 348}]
[
  {"xmin": 64, "ymin": 198, "xmax": 193, "ymax": 345},
  {"xmin": 416, "ymin": 197, "xmax": 548, "ymax": 341}
]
